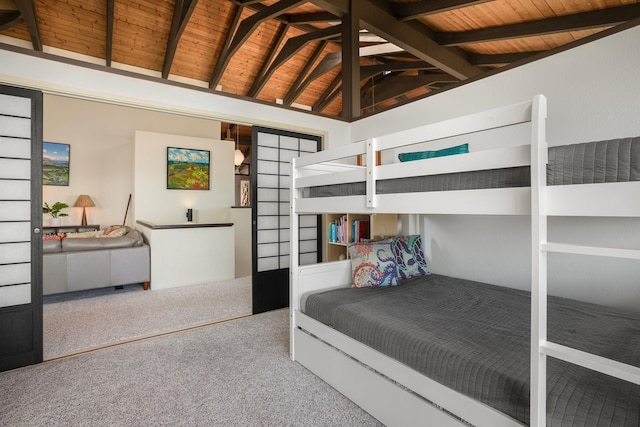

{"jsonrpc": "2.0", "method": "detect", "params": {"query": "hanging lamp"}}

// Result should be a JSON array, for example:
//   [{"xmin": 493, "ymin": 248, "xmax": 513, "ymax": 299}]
[{"xmin": 234, "ymin": 125, "xmax": 245, "ymax": 166}]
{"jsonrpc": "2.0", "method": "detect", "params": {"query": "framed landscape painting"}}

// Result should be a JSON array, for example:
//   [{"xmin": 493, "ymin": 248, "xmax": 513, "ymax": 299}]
[
  {"xmin": 42, "ymin": 142, "xmax": 70, "ymax": 186},
  {"xmin": 167, "ymin": 147, "xmax": 210, "ymax": 190}
]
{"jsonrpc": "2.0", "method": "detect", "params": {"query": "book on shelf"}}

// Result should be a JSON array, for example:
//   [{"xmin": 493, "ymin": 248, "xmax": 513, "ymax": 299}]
[
  {"xmin": 351, "ymin": 219, "xmax": 370, "ymax": 243},
  {"xmin": 328, "ymin": 215, "xmax": 348, "ymax": 243}
]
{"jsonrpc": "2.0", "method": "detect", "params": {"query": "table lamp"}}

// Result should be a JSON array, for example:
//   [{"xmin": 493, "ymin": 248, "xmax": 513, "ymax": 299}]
[{"xmin": 74, "ymin": 195, "xmax": 95, "ymax": 226}]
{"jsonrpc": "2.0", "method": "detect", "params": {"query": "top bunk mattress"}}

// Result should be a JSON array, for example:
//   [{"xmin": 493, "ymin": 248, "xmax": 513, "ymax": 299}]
[
  {"xmin": 308, "ymin": 137, "xmax": 640, "ymax": 198},
  {"xmin": 303, "ymin": 274, "xmax": 640, "ymax": 426}
]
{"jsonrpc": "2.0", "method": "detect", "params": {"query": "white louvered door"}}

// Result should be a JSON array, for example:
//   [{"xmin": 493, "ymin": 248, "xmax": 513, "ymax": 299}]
[
  {"xmin": 0, "ymin": 85, "xmax": 43, "ymax": 372},
  {"xmin": 252, "ymin": 127, "xmax": 320, "ymax": 314}
]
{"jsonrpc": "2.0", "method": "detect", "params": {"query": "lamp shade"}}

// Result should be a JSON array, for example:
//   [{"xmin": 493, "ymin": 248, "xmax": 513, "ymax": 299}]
[
  {"xmin": 74, "ymin": 195, "xmax": 95, "ymax": 208},
  {"xmin": 234, "ymin": 149, "xmax": 245, "ymax": 166}
]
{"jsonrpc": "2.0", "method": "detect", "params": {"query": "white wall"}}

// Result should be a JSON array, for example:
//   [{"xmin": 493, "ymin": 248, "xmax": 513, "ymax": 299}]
[
  {"xmin": 43, "ymin": 95, "xmax": 222, "ymax": 228},
  {"xmin": 0, "ymin": 48, "xmax": 350, "ymax": 148},
  {"xmin": 351, "ymin": 26, "xmax": 640, "ymax": 146},
  {"xmin": 353, "ymin": 25, "xmax": 640, "ymax": 311},
  {"xmin": 134, "ymin": 131, "xmax": 234, "ymax": 223}
]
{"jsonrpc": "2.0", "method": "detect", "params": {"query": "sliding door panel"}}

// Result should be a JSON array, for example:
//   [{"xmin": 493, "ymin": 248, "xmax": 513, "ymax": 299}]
[
  {"xmin": 252, "ymin": 127, "xmax": 321, "ymax": 314},
  {"xmin": 0, "ymin": 85, "xmax": 43, "ymax": 372}
]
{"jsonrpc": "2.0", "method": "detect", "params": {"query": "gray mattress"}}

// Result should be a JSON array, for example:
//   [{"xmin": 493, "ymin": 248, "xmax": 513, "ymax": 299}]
[
  {"xmin": 303, "ymin": 274, "xmax": 640, "ymax": 426},
  {"xmin": 308, "ymin": 137, "xmax": 640, "ymax": 197}
]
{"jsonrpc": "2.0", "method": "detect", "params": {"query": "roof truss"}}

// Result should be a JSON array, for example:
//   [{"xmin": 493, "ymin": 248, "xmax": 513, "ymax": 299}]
[{"xmin": 0, "ymin": 0, "xmax": 637, "ymax": 121}]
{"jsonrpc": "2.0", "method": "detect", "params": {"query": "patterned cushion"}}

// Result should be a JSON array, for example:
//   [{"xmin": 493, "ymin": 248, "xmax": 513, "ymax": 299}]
[
  {"xmin": 390, "ymin": 235, "xmax": 429, "ymax": 279},
  {"xmin": 398, "ymin": 143, "xmax": 468, "ymax": 162},
  {"xmin": 65, "ymin": 230, "xmax": 105, "ymax": 238},
  {"xmin": 43, "ymin": 233, "xmax": 64, "ymax": 240},
  {"xmin": 103, "ymin": 226, "xmax": 127, "ymax": 237},
  {"xmin": 348, "ymin": 241, "xmax": 400, "ymax": 288}
]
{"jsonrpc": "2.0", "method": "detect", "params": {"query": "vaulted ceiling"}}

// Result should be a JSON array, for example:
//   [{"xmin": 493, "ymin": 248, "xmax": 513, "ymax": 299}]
[{"xmin": 1, "ymin": 0, "xmax": 639, "ymax": 123}]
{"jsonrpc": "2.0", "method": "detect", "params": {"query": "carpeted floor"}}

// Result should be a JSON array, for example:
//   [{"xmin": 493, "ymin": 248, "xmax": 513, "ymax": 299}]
[
  {"xmin": 44, "ymin": 276, "xmax": 252, "ymax": 359},
  {"xmin": 0, "ymin": 309, "xmax": 382, "ymax": 426}
]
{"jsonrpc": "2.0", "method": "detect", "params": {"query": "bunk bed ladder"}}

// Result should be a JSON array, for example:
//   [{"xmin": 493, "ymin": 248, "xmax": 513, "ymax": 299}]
[
  {"xmin": 530, "ymin": 94, "xmax": 548, "ymax": 427},
  {"xmin": 531, "ymin": 94, "xmax": 640, "ymax": 426}
]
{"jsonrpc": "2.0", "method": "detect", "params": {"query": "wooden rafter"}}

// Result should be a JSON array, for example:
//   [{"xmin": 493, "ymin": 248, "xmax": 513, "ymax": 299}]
[
  {"xmin": 342, "ymin": 0, "xmax": 360, "ymax": 120},
  {"xmin": 469, "ymin": 51, "xmax": 542, "ymax": 66},
  {"xmin": 14, "ymin": 0, "xmax": 41, "ymax": 51},
  {"xmin": 361, "ymin": 74, "xmax": 454, "ymax": 108},
  {"xmin": 209, "ymin": 4, "xmax": 244, "ymax": 89},
  {"xmin": 285, "ymin": 47, "xmax": 336, "ymax": 105},
  {"xmin": 438, "ymin": 4, "xmax": 640, "ymax": 46},
  {"xmin": 252, "ymin": 24, "xmax": 342, "ymax": 98},
  {"xmin": 247, "ymin": 22, "xmax": 290, "ymax": 97},
  {"xmin": 163, "ymin": 0, "xmax": 199, "ymax": 79},
  {"xmin": 285, "ymin": 11, "xmax": 338, "ymax": 24},
  {"xmin": 360, "ymin": 61, "xmax": 438, "ymax": 81},
  {"xmin": 226, "ymin": 0, "xmax": 304, "ymax": 59},
  {"xmin": 0, "ymin": 11, "xmax": 21, "ymax": 32},
  {"xmin": 311, "ymin": 0, "xmax": 483, "ymax": 80},
  {"xmin": 313, "ymin": 72, "xmax": 342, "ymax": 112},
  {"xmin": 106, "ymin": 0, "xmax": 114, "ymax": 66},
  {"xmin": 209, "ymin": 0, "xmax": 304, "ymax": 89},
  {"xmin": 392, "ymin": 0, "xmax": 492, "ymax": 21}
]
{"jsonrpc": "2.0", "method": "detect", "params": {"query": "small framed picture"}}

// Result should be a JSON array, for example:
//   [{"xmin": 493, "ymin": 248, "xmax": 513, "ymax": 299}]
[
  {"xmin": 235, "ymin": 163, "xmax": 250, "ymax": 176},
  {"xmin": 43, "ymin": 142, "xmax": 70, "ymax": 186},
  {"xmin": 167, "ymin": 147, "xmax": 210, "ymax": 190}
]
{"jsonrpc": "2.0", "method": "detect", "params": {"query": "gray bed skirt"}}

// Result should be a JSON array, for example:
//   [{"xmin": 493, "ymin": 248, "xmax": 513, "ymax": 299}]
[{"xmin": 303, "ymin": 274, "xmax": 640, "ymax": 426}]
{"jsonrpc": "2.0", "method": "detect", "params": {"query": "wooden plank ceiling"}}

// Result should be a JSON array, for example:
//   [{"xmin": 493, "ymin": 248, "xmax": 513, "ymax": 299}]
[{"xmin": 1, "ymin": 0, "xmax": 639, "ymax": 122}]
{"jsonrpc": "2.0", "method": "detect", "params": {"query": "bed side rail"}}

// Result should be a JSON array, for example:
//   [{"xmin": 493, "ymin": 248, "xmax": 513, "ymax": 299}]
[
  {"xmin": 293, "ymin": 96, "xmax": 544, "ymax": 208},
  {"xmin": 291, "ymin": 260, "xmax": 352, "ymax": 313}
]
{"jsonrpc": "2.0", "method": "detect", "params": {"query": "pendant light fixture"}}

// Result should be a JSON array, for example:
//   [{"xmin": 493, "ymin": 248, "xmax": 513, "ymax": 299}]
[{"xmin": 234, "ymin": 125, "xmax": 245, "ymax": 166}]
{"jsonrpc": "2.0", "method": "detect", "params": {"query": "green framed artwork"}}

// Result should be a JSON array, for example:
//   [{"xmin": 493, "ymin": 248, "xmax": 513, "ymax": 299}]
[
  {"xmin": 43, "ymin": 142, "xmax": 70, "ymax": 186},
  {"xmin": 167, "ymin": 147, "xmax": 210, "ymax": 190}
]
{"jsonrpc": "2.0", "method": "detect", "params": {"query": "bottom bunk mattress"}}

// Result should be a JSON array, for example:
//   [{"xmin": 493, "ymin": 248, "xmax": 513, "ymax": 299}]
[{"xmin": 302, "ymin": 274, "xmax": 640, "ymax": 426}]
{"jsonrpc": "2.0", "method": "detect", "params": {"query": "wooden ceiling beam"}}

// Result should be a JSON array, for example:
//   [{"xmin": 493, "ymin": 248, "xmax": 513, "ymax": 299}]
[
  {"xmin": 284, "ymin": 40, "xmax": 329, "ymax": 105},
  {"xmin": 469, "ymin": 51, "xmax": 543, "ymax": 66},
  {"xmin": 286, "ymin": 50, "xmax": 340, "ymax": 105},
  {"xmin": 209, "ymin": 0, "xmax": 304, "ymax": 89},
  {"xmin": 232, "ymin": 0, "xmax": 265, "ymax": 5},
  {"xmin": 226, "ymin": 0, "xmax": 305, "ymax": 56},
  {"xmin": 247, "ymin": 22, "xmax": 290, "ymax": 97},
  {"xmin": 250, "ymin": 24, "xmax": 342, "ymax": 97},
  {"xmin": 0, "ymin": 11, "xmax": 21, "ymax": 32},
  {"xmin": 162, "ymin": 0, "xmax": 199, "ymax": 79},
  {"xmin": 393, "ymin": 0, "xmax": 492, "ymax": 21},
  {"xmin": 14, "ymin": 0, "xmax": 42, "ymax": 51},
  {"xmin": 361, "ymin": 74, "xmax": 453, "ymax": 108},
  {"xmin": 342, "ymin": 0, "xmax": 360, "ymax": 120},
  {"xmin": 361, "ymin": 61, "xmax": 438, "ymax": 80},
  {"xmin": 209, "ymin": 4, "xmax": 244, "ymax": 89},
  {"xmin": 106, "ymin": 0, "xmax": 114, "ymax": 66},
  {"xmin": 313, "ymin": 73, "xmax": 342, "ymax": 112},
  {"xmin": 438, "ymin": 4, "xmax": 640, "ymax": 46},
  {"xmin": 285, "ymin": 11, "xmax": 339, "ymax": 24},
  {"xmin": 311, "ymin": 0, "xmax": 482, "ymax": 80}
]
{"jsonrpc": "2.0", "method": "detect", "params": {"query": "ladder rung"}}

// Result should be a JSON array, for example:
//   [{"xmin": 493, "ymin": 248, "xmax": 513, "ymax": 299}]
[
  {"xmin": 542, "ymin": 242, "xmax": 640, "ymax": 260},
  {"xmin": 541, "ymin": 341, "xmax": 640, "ymax": 385}
]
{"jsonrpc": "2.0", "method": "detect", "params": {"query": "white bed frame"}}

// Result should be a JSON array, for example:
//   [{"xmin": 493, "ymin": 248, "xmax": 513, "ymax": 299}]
[{"xmin": 289, "ymin": 95, "xmax": 640, "ymax": 426}]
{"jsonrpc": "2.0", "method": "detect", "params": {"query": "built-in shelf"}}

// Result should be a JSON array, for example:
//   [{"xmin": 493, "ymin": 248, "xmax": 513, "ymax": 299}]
[{"xmin": 324, "ymin": 213, "xmax": 398, "ymax": 261}]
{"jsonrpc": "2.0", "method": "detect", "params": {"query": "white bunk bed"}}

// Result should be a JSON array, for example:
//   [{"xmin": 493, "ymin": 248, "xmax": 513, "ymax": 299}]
[{"xmin": 289, "ymin": 95, "xmax": 640, "ymax": 426}]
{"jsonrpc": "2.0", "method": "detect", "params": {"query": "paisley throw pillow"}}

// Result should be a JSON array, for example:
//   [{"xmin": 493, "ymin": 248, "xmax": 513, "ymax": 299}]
[
  {"xmin": 348, "ymin": 241, "xmax": 400, "ymax": 288},
  {"xmin": 390, "ymin": 235, "xmax": 429, "ymax": 279}
]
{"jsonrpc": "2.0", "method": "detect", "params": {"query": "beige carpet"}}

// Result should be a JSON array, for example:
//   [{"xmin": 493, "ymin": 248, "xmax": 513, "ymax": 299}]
[
  {"xmin": 43, "ymin": 276, "xmax": 252, "ymax": 360},
  {"xmin": 3, "ymin": 309, "xmax": 382, "ymax": 426}
]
